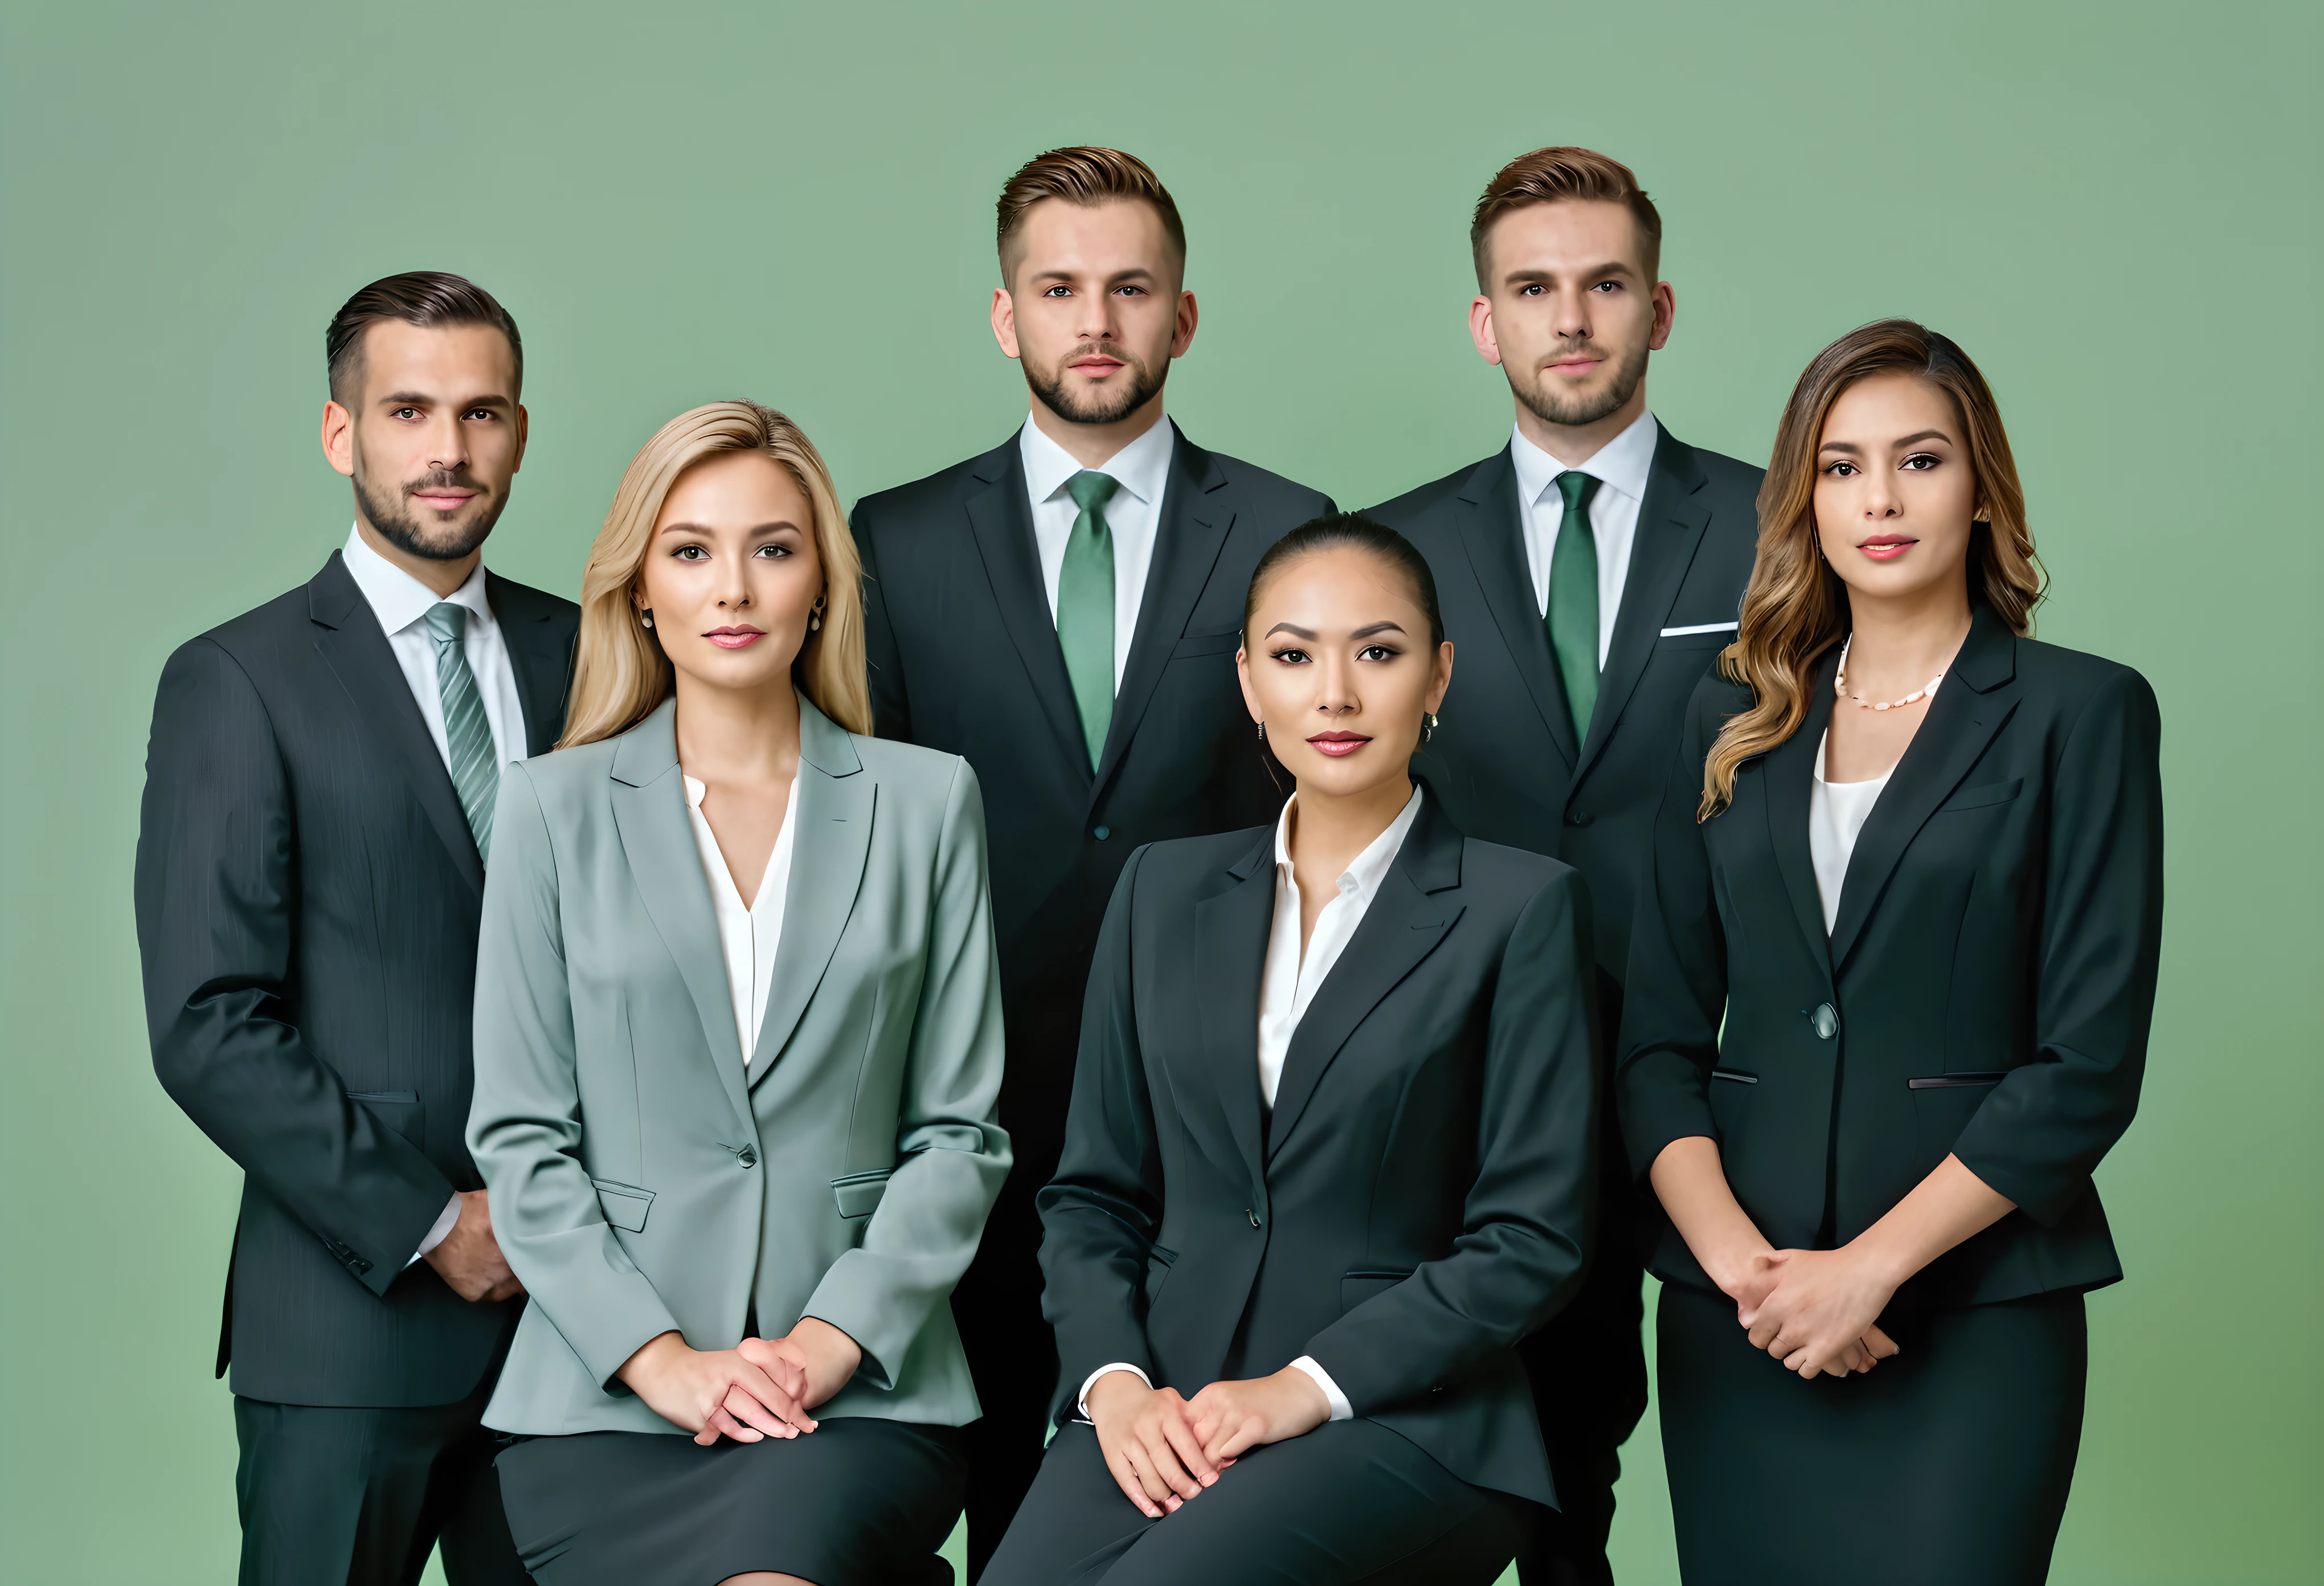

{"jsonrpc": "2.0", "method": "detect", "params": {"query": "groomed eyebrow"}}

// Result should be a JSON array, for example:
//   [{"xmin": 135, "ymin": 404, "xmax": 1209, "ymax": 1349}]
[
  {"xmin": 1262, "ymin": 620, "xmax": 1409, "ymax": 640},
  {"xmin": 1822, "ymin": 429, "xmax": 1955, "ymax": 455},
  {"xmin": 1263, "ymin": 622, "xmax": 1316, "ymax": 640},
  {"xmin": 1350, "ymin": 622, "xmax": 1409, "ymax": 639},
  {"xmin": 656, "ymin": 520, "xmax": 803, "ymax": 538},
  {"xmin": 378, "ymin": 391, "xmax": 512, "ymax": 408}
]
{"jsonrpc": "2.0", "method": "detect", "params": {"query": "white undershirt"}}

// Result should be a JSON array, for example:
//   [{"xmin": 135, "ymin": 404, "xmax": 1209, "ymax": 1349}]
[
  {"xmin": 681, "ymin": 773, "xmax": 799, "ymax": 1069},
  {"xmin": 1809, "ymin": 731, "xmax": 1892, "ymax": 935},
  {"xmin": 1507, "ymin": 410, "xmax": 1660, "ymax": 668},
  {"xmin": 1075, "ymin": 787, "xmax": 1425, "ymax": 1428},
  {"xmin": 341, "ymin": 524, "xmax": 529, "ymax": 1268},
  {"xmin": 1019, "ymin": 414, "xmax": 1174, "ymax": 690}
]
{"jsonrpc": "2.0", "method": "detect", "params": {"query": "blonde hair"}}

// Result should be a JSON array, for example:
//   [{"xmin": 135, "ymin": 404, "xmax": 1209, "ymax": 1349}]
[
  {"xmin": 1700, "ymin": 320, "xmax": 2044, "ymax": 819},
  {"xmin": 558, "ymin": 401, "xmax": 871, "ymax": 749}
]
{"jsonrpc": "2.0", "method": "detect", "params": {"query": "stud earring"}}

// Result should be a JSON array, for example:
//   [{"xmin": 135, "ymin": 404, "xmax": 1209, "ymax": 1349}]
[
  {"xmin": 1423, "ymin": 712, "xmax": 1438, "ymax": 745},
  {"xmin": 639, "ymin": 610, "xmax": 653, "ymax": 630}
]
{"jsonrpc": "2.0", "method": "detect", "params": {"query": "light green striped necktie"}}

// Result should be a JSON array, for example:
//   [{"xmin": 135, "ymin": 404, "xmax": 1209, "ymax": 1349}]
[
  {"xmin": 424, "ymin": 602, "xmax": 500, "ymax": 865},
  {"xmin": 1057, "ymin": 469, "xmax": 1120, "ymax": 769}
]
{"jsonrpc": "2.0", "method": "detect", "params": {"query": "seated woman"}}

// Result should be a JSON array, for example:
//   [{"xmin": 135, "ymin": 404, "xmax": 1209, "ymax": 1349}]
[
  {"xmin": 984, "ymin": 516, "xmax": 1599, "ymax": 1586},
  {"xmin": 468, "ymin": 401, "xmax": 1010, "ymax": 1586},
  {"xmin": 1619, "ymin": 321, "xmax": 2163, "ymax": 1584}
]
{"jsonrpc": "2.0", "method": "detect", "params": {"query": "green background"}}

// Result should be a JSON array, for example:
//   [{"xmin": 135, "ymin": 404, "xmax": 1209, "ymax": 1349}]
[{"xmin": 3, "ymin": 2, "xmax": 2316, "ymax": 1581}]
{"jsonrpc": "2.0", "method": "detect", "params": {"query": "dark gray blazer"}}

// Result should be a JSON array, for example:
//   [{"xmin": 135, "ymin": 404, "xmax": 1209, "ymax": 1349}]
[
  {"xmin": 1619, "ymin": 603, "xmax": 2165, "ymax": 1309},
  {"xmin": 135, "ymin": 549, "xmax": 577, "ymax": 1407},
  {"xmin": 1037, "ymin": 793, "xmax": 1599, "ymax": 1507},
  {"xmin": 469, "ymin": 696, "xmax": 1010, "ymax": 1434}
]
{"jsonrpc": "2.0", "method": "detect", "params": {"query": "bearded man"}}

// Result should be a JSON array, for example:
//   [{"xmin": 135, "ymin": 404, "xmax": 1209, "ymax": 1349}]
[
  {"xmin": 1366, "ymin": 148, "xmax": 1765, "ymax": 1586},
  {"xmin": 852, "ymin": 147, "xmax": 1333, "ymax": 1577}
]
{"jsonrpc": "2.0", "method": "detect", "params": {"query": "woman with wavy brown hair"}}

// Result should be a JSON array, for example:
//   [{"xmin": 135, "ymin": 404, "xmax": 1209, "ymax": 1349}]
[{"xmin": 1616, "ymin": 322, "xmax": 2163, "ymax": 1583}]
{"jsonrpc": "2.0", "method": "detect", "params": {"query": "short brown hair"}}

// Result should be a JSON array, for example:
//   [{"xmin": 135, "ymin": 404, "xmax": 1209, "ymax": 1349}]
[
  {"xmin": 1470, "ymin": 147, "xmax": 1662, "ymax": 291},
  {"xmin": 996, "ymin": 146, "xmax": 1186, "ymax": 285},
  {"xmin": 326, "ymin": 271, "xmax": 522, "ymax": 404}
]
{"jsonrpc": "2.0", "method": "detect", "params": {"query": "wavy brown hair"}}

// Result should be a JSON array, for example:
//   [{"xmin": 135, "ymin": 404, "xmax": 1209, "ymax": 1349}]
[
  {"xmin": 1700, "ymin": 320, "xmax": 2044, "ymax": 818},
  {"xmin": 558, "ymin": 401, "xmax": 870, "ymax": 749}
]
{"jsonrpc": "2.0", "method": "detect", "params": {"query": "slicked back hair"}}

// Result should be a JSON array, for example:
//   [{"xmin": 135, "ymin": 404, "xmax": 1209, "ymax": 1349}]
[
  {"xmin": 325, "ymin": 271, "xmax": 523, "ymax": 405},
  {"xmin": 1470, "ymin": 146, "xmax": 1663, "ymax": 291},
  {"xmin": 996, "ymin": 146, "xmax": 1186, "ymax": 286}
]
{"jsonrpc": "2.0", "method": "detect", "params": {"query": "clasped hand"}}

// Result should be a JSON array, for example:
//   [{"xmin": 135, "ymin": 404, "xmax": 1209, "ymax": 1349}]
[
  {"xmin": 1085, "ymin": 1367, "xmax": 1331, "ymax": 1518},
  {"xmin": 617, "ymin": 1317, "xmax": 864, "ymax": 1446},
  {"xmin": 1727, "ymin": 1245, "xmax": 1901, "ymax": 1379}
]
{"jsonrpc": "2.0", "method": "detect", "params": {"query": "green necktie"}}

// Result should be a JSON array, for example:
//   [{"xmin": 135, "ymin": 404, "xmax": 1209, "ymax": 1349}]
[
  {"xmin": 424, "ymin": 602, "xmax": 501, "ymax": 864},
  {"xmin": 1057, "ymin": 470, "xmax": 1119, "ymax": 769},
  {"xmin": 1545, "ymin": 469, "xmax": 1602, "ymax": 739}
]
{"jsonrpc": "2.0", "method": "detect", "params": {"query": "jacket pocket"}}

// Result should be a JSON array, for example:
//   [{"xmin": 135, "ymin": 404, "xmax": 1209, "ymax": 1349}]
[
  {"xmin": 1710, "ymin": 1069, "xmax": 1758, "ymax": 1084},
  {"xmin": 1937, "ymin": 778, "xmax": 2023, "ymax": 813},
  {"xmin": 347, "ymin": 1090, "xmax": 425, "ymax": 1147},
  {"xmin": 591, "ymin": 1177, "xmax": 654, "ymax": 1233},
  {"xmin": 1339, "ymin": 1268, "xmax": 1413, "ymax": 1313},
  {"xmin": 832, "ymin": 1168, "xmax": 893, "ymax": 1220},
  {"xmin": 1142, "ymin": 1244, "xmax": 1179, "ymax": 1307},
  {"xmin": 1906, "ymin": 1072, "xmax": 2010, "ymax": 1089},
  {"xmin": 1169, "ymin": 628, "xmax": 1243, "ymax": 660}
]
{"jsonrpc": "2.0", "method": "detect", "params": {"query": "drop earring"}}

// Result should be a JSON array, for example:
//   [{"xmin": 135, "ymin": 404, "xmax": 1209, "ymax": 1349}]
[
  {"xmin": 809, "ymin": 594, "xmax": 825, "ymax": 632},
  {"xmin": 639, "ymin": 609, "xmax": 654, "ymax": 630},
  {"xmin": 1255, "ymin": 721, "xmax": 1267, "ymax": 743},
  {"xmin": 1423, "ymin": 712, "xmax": 1438, "ymax": 745}
]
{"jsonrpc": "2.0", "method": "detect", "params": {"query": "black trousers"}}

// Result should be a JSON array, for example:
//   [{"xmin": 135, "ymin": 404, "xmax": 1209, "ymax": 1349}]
[
  {"xmin": 233, "ymin": 1380, "xmax": 524, "ymax": 1586},
  {"xmin": 952, "ymin": 1142, "xmax": 1061, "ymax": 1580},
  {"xmin": 1658, "ymin": 1283, "xmax": 2087, "ymax": 1585},
  {"xmin": 1517, "ymin": 984, "xmax": 1650, "ymax": 1586},
  {"xmin": 981, "ymin": 1420, "xmax": 1531, "ymax": 1586}
]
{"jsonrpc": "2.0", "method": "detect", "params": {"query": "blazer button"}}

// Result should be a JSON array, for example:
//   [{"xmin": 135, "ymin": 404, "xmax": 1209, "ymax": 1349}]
[
  {"xmin": 1246, "ymin": 1208, "xmax": 1261, "ymax": 1228},
  {"xmin": 1566, "ymin": 810, "xmax": 1593, "ymax": 828},
  {"xmin": 1093, "ymin": 825, "xmax": 1111, "ymax": 841},
  {"xmin": 737, "ymin": 1146, "xmax": 759, "ymax": 1168},
  {"xmin": 1809, "ymin": 1003, "xmax": 1839, "ymax": 1040}
]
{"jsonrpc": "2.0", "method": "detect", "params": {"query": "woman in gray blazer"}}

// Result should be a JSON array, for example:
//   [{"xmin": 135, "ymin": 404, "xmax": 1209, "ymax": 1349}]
[{"xmin": 468, "ymin": 402, "xmax": 1010, "ymax": 1586}]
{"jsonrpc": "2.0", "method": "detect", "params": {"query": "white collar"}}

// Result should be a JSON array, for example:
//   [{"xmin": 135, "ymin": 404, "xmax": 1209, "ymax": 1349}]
[
  {"xmin": 1272, "ymin": 786, "xmax": 1425, "ymax": 901},
  {"xmin": 341, "ymin": 523, "xmax": 492, "ymax": 636},
  {"xmin": 1509, "ymin": 407, "xmax": 1660, "ymax": 511},
  {"xmin": 1018, "ymin": 412, "xmax": 1176, "ymax": 510}
]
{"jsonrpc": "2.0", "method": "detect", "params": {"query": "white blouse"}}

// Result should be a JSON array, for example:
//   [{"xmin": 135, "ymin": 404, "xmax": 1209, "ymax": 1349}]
[
  {"xmin": 682, "ymin": 772, "xmax": 799, "ymax": 1069},
  {"xmin": 1809, "ymin": 731, "xmax": 1892, "ymax": 935}
]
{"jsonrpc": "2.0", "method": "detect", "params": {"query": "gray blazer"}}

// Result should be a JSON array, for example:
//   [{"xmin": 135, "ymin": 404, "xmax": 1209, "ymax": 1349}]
[{"xmin": 468, "ymin": 694, "xmax": 1010, "ymax": 1436}]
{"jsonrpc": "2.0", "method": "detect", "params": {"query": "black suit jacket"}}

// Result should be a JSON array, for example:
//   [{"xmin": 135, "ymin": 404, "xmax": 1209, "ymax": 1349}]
[
  {"xmin": 136, "ymin": 550, "xmax": 578, "ymax": 1406},
  {"xmin": 1037, "ymin": 794, "xmax": 1599, "ymax": 1507},
  {"xmin": 1368, "ymin": 425, "xmax": 1761, "ymax": 982},
  {"xmin": 1618, "ymin": 602, "xmax": 2163, "ymax": 1308},
  {"xmin": 855, "ymin": 424, "xmax": 1333, "ymax": 1172}
]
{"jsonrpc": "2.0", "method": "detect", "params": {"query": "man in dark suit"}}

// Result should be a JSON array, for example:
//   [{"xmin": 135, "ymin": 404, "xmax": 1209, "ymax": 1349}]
[
  {"xmin": 854, "ymin": 146, "xmax": 1333, "ymax": 1575},
  {"xmin": 136, "ymin": 272, "xmax": 578, "ymax": 1586},
  {"xmin": 1367, "ymin": 148, "xmax": 1764, "ymax": 1586}
]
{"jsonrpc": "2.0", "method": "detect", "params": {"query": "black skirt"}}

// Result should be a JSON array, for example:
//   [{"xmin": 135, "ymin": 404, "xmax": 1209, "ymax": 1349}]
[
  {"xmin": 1657, "ymin": 1283, "xmax": 2086, "ymax": 1586},
  {"xmin": 496, "ymin": 1417, "xmax": 966, "ymax": 1586}
]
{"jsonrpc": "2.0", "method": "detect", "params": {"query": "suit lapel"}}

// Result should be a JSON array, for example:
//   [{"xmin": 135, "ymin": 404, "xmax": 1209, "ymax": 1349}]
[
  {"xmin": 1090, "ymin": 426, "xmax": 1233, "ymax": 807},
  {"xmin": 1762, "ymin": 657, "xmax": 1837, "ymax": 978},
  {"xmin": 749, "ymin": 701, "xmax": 874, "ymax": 1086},
  {"xmin": 1266, "ymin": 799, "xmax": 1463, "ymax": 1158},
  {"xmin": 305, "ymin": 552, "xmax": 484, "ymax": 896},
  {"xmin": 1829, "ymin": 609, "xmax": 2021, "ymax": 970},
  {"xmin": 1192, "ymin": 838, "xmax": 1273, "ymax": 1196},
  {"xmin": 1577, "ymin": 427, "xmax": 1713, "ymax": 780},
  {"xmin": 607, "ymin": 699, "xmax": 753, "ymax": 1133},
  {"xmin": 488, "ymin": 573, "xmax": 576, "ymax": 757},
  {"xmin": 964, "ymin": 443, "xmax": 1090, "ymax": 781},
  {"xmin": 1454, "ymin": 452, "xmax": 1577, "ymax": 767}
]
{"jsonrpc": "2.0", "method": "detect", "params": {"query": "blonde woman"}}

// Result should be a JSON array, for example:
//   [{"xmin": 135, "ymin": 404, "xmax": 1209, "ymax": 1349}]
[
  {"xmin": 468, "ymin": 402, "xmax": 1010, "ymax": 1586},
  {"xmin": 1618, "ymin": 323, "xmax": 2163, "ymax": 1583}
]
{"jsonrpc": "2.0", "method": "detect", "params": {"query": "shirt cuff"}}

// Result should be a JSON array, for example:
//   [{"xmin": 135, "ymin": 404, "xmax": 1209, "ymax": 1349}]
[
  {"xmin": 1290, "ymin": 1355, "xmax": 1353, "ymax": 1421},
  {"xmin": 406, "ymin": 1193, "xmax": 463, "ymax": 1269},
  {"xmin": 1075, "ymin": 1363, "xmax": 1152, "ymax": 1420}
]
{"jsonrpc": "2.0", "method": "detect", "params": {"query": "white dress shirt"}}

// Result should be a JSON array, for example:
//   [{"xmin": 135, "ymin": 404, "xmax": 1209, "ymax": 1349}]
[
  {"xmin": 1508, "ymin": 409, "xmax": 1662, "ymax": 668},
  {"xmin": 1076, "ymin": 787, "xmax": 1426, "ymax": 1428},
  {"xmin": 682, "ymin": 773, "xmax": 799, "ymax": 1069},
  {"xmin": 1809, "ymin": 730, "xmax": 1896, "ymax": 934},
  {"xmin": 340, "ymin": 525, "xmax": 531, "ymax": 1267},
  {"xmin": 1019, "ymin": 414, "xmax": 1175, "ymax": 690}
]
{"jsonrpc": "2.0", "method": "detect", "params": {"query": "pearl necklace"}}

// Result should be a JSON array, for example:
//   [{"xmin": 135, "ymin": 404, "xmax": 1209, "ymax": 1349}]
[{"xmin": 1835, "ymin": 635, "xmax": 1943, "ymax": 712}]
